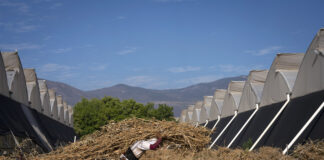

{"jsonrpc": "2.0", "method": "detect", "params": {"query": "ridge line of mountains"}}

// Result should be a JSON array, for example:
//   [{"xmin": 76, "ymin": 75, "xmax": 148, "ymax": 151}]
[{"xmin": 45, "ymin": 75, "xmax": 247, "ymax": 116}]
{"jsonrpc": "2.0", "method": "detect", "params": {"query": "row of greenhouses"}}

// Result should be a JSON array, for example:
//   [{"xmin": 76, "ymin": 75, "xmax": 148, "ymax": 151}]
[
  {"xmin": 179, "ymin": 28, "xmax": 324, "ymax": 154},
  {"xmin": 0, "ymin": 51, "xmax": 76, "ymax": 152}
]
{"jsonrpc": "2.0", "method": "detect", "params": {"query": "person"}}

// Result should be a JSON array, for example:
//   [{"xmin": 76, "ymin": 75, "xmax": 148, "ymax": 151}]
[{"xmin": 120, "ymin": 132, "xmax": 163, "ymax": 160}]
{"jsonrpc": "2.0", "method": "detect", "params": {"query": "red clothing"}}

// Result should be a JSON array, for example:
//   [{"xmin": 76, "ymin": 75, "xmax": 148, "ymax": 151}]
[{"xmin": 149, "ymin": 138, "xmax": 162, "ymax": 150}]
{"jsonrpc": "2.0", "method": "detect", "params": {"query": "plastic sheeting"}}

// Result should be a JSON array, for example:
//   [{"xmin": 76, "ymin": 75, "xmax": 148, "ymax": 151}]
[
  {"xmin": 0, "ymin": 94, "xmax": 76, "ymax": 152},
  {"xmin": 63, "ymin": 101, "xmax": 69, "ymax": 125},
  {"xmin": 191, "ymin": 101, "xmax": 203, "ymax": 124},
  {"xmin": 230, "ymin": 101, "xmax": 285, "ymax": 148},
  {"xmin": 36, "ymin": 110, "xmax": 76, "ymax": 145},
  {"xmin": 56, "ymin": 95, "xmax": 65, "ymax": 124},
  {"xmin": 210, "ymin": 89, "xmax": 226, "ymax": 121},
  {"xmin": 205, "ymin": 119, "xmax": 217, "ymax": 129},
  {"xmin": 180, "ymin": 109, "xmax": 187, "ymax": 123},
  {"xmin": 1, "ymin": 52, "xmax": 29, "ymax": 106},
  {"xmin": 217, "ymin": 109, "xmax": 255, "ymax": 147},
  {"xmin": 292, "ymin": 28, "xmax": 324, "ymax": 98},
  {"xmin": 199, "ymin": 96, "xmax": 213, "ymax": 124},
  {"xmin": 68, "ymin": 105, "xmax": 74, "ymax": 127},
  {"xmin": 209, "ymin": 116, "xmax": 233, "ymax": 148},
  {"xmin": 0, "ymin": 52, "xmax": 9, "ymax": 97},
  {"xmin": 48, "ymin": 89, "xmax": 59, "ymax": 121},
  {"xmin": 185, "ymin": 105, "xmax": 194, "ymax": 123},
  {"xmin": 238, "ymin": 70, "xmax": 268, "ymax": 113},
  {"xmin": 24, "ymin": 69, "xmax": 42, "ymax": 112},
  {"xmin": 260, "ymin": 53, "xmax": 304, "ymax": 107},
  {"xmin": 0, "ymin": 94, "xmax": 52, "ymax": 151},
  {"xmin": 0, "ymin": 52, "xmax": 76, "ymax": 152},
  {"xmin": 256, "ymin": 29, "xmax": 324, "ymax": 150},
  {"xmin": 227, "ymin": 54, "xmax": 304, "ymax": 148},
  {"xmin": 208, "ymin": 81, "xmax": 244, "ymax": 147},
  {"xmin": 213, "ymin": 70, "xmax": 268, "ymax": 147},
  {"xmin": 260, "ymin": 90, "xmax": 324, "ymax": 149},
  {"xmin": 38, "ymin": 80, "xmax": 51, "ymax": 116},
  {"xmin": 221, "ymin": 81, "xmax": 245, "ymax": 118}
]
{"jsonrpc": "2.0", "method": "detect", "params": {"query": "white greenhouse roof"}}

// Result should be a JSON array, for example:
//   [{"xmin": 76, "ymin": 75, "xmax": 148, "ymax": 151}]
[
  {"xmin": 209, "ymin": 89, "xmax": 226, "ymax": 120},
  {"xmin": 185, "ymin": 105, "xmax": 195, "ymax": 123},
  {"xmin": 292, "ymin": 28, "xmax": 324, "ymax": 98},
  {"xmin": 38, "ymin": 80, "xmax": 51, "ymax": 116},
  {"xmin": 0, "ymin": 53, "xmax": 9, "ymax": 97},
  {"xmin": 260, "ymin": 53, "xmax": 304, "ymax": 107},
  {"xmin": 199, "ymin": 96, "xmax": 213, "ymax": 122},
  {"xmin": 238, "ymin": 70, "xmax": 268, "ymax": 113},
  {"xmin": 1, "ymin": 51, "xmax": 29, "ymax": 105},
  {"xmin": 191, "ymin": 101, "xmax": 203, "ymax": 124},
  {"xmin": 24, "ymin": 69, "xmax": 42, "ymax": 111},
  {"xmin": 48, "ymin": 89, "xmax": 59, "ymax": 120},
  {"xmin": 221, "ymin": 81, "xmax": 245, "ymax": 118}
]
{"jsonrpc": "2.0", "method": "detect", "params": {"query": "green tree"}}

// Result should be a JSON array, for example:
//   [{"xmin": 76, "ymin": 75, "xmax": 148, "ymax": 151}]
[
  {"xmin": 153, "ymin": 104, "xmax": 175, "ymax": 121},
  {"xmin": 73, "ymin": 96, "xmax": 175, "ymax": 136},
  {"xmin": 73, "ymin": 98, "xmax": 107, "ymax": 136},
  {"xmin": 135, "ymin": 102, "xmax": 154, "ymax": 118}
]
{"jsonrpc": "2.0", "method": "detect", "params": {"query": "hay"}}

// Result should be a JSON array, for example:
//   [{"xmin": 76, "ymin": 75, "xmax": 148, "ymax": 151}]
[
  {"xmin": 2, "ymin": 118, "xmax": 323, "ymax": 160},
  {"xmin": 33, "ymin": 118, "xmax": 211, "ymax": 160},
  {"xmin": 140, "ymin": 147, "xmax": 294, "ymax": 160},
  {"xmin": 140, "ymin": 140, "xmax": 324, "ymax": 160},
  {"xmin": 0, "ymin": 138, "xmax": 42, "ymax": 160},
  {"xmin": 291, "ymin": 140, "xmax": 324, "ymax": 160}
]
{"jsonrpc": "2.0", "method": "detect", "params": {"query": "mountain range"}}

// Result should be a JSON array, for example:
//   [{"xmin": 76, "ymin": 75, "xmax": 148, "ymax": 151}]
[{"xmin": 45, "ymin": 75, "xmax": 247, "ymax": 116}]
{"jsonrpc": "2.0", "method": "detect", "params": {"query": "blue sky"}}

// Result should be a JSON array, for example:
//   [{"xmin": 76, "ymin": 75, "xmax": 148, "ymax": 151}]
[{"xmin": 0, "ymin": 0, "xmax": 323, "ymax": 90}]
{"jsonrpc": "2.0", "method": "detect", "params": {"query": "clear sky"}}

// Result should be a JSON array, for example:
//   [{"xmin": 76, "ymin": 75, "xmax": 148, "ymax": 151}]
[{"xmin": 1, "ymin": 0, "xmax": 323, "ymax": 90}]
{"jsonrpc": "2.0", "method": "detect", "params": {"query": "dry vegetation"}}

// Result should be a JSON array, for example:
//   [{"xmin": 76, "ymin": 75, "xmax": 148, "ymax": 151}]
[
  {"xmin": 31, "ymin": 118, "xmax": 211, "ymax": 160},
  {"xmin": 141, "ymin": 146, "xmax": 292, "ymax": 160},
  {"xmin": 1, "ymin": 118, "xmax": 323, "ymax": 160},
  {"xmin": 291, "ymin": 140, "xmax": 324, "ymax": 160}
]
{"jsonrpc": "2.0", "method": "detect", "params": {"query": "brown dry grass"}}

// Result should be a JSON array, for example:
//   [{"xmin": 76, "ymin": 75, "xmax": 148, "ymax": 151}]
[
  {"xmin": 1, "ymin": 118, "xmax": 324, "ymax": 160},
  {"xmin": 31, "ymin": 118, "xmax": 211, "ymax": 160},
  {"xmin": 291, "ymin": 140, "xmax": 324, "ymax": 160},
  {"xmin": 141, "ymin": 146, "xmax": 294, "ymax": 160}
]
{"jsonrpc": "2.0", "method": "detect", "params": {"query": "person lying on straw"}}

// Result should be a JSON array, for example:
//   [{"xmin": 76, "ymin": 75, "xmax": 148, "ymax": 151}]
[{"xmin": 120, "ymin": 132, "xmax": 163, "ymax": 160}]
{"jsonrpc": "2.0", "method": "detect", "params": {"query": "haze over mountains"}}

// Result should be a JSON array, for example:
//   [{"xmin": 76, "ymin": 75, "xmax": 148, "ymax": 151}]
[{"xmin": 45, "ymin": 75, "xmax": 247, "ymax": 116}]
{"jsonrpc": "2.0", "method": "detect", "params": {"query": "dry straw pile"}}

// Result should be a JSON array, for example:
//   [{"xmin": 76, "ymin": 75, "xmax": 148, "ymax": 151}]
[
  {"xmin": 1, "ymin": 118, "xmax": 323, "ymax": 160},
  {"xmin": 291, "ymin": 140, "xmax": 324, "ymax": 160},
  {"xmin": 141, "ymin": 140, "xmax": 324, "ymax": 160},
  {"xmin": 141, "ymin": 146, "xmax": 293, "ymax": 160},
  {"xmin": 33, "ymin": 118, "xmax": 211, "ymax": 160}
]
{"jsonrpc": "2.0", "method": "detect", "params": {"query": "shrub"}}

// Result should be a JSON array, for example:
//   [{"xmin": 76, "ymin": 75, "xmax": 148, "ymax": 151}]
[
  {"xmin": 73, "ymin": 97, "xmax": 174, "ymax": 136},
  {"xmin": 242, "ymin": 138, "xmax": 253, "ymax": 150}
]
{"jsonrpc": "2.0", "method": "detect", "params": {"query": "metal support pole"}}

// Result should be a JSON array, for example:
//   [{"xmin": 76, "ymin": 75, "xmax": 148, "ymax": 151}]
[
  {"xmin": 211, "ymin": 115, "xmax": 221, "ymax": 131},
  {"xmin": 194, "ymin": 122, "xmax": 199, "ymax": 128},
  {"xmin": 203, "ymin": 119, "xmax": 209, "ymax": 127},
  {"xmin": 282, "ymin": 101, "xmax": 324, "ymax": 155},
  {"xmin": 227, "ymin": 104, "xmax": 259, "ymax": 148},
  {"xmin": 209, "ymin": 111, "xmax": 238, "ymax": 149},
  {"xmin": 249, "ymin": 94, "xmax": 290, "ymax": 151}
]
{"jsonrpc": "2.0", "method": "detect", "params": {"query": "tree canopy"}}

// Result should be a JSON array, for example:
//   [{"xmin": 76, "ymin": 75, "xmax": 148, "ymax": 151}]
[{"xmin": 73, "ymin": 96, "xmax": 174, "ymax": 136}]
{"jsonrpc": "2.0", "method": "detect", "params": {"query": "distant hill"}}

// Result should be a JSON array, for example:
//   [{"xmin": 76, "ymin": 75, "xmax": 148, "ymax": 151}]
[
  {"xmin": 45, "ymin": 80, "xmax": 91, "ymax": 104},
  {"xmin": 45, "ymin": 75, "xmax": 247, "ymax": 116}
]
